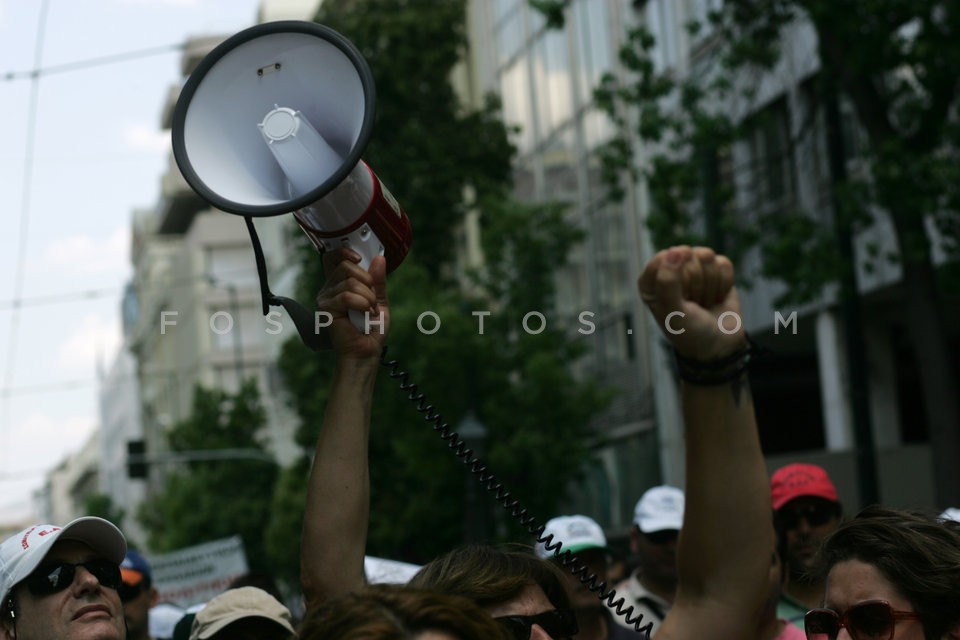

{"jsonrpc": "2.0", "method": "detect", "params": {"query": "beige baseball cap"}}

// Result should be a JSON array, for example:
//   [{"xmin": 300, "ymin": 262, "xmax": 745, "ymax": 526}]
[{"xmin": 189, "ymin": 586, "xmax": 295, "ymax": 639}]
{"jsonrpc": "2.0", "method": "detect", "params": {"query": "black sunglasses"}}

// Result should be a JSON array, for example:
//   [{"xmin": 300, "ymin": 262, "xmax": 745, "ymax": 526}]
[
  {"xmin": 643, "ymin": 529, "xmax": 679, "ymax": 545},
  {"xmin": 805, "ymin": 600, "xmax": 921, "ymax": 640},
  {"xmin": 495, "ymin": 609, "xmax": 578, "ymax": 640},
  {"xmin": 24, "ymin": 559, "xmax": 121, "ymax": 597},
  {"xmin": 777, "ymin": 504, "xmax": 837, "ymax": 530}
]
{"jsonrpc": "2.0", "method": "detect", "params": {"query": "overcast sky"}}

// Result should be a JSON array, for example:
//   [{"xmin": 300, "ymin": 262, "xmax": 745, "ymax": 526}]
[{"xmin": 0, "ymin": 0, "xmax": 265, "ymax": 526}]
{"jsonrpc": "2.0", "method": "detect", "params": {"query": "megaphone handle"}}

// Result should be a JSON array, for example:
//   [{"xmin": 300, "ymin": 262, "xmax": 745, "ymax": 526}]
[
  {"xmin": 245, "ymin": 216, "xmax": 274, "ymax": 316},
  {"xmin": 333, "ymin": 225, "xmax": 384, "ymax": 333},
  {"xmin": 244, "ymin": 216, "xmax": 329, "ymax": 351},
  {"xmin": 348, "ymin": 308, "xmax": 366, "ymax": 331}
]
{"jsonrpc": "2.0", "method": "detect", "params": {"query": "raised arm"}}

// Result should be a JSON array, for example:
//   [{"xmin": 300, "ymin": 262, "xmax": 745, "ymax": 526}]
[
  {"xmin": 300, "ymin": 249, "xmax": 390, "ymax": 613},
  {"xmin": 643, "ymin": 246, "xmax": 773, "ymax": 640}
]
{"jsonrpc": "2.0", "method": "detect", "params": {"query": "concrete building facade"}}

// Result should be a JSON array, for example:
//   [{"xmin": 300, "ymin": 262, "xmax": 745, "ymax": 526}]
[
  {"xmin": 463, "ymin": 0, "xmax": 945, "ymax": 531},
  {"xmin": 84, "ymin": 0, "xmax": 323, "ymax": 539}
]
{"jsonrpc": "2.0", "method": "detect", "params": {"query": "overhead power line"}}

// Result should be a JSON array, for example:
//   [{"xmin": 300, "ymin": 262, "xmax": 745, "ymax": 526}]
[
  {"xmin": 0, "ymin": 286, "xmax": 121, "ymax": 311},
  {"xmin": 1, "ymin": 0, "xmax": 50, "ymax": 478},
  {"xmin": 0, "ymin": 265, "xmax": 264, "ymax": 312},
  {"xmin": 1, "ymin": 42, "xmax": 186, "ymax": 82}
]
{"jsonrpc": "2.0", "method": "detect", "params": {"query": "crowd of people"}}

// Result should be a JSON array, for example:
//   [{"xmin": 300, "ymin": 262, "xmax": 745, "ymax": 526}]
[{"xmin": 3, "ymin": 245, "xmax": 960, "ymax": 640}]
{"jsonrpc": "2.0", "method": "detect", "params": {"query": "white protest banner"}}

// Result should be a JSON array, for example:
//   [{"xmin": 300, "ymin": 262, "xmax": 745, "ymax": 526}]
[
  {"xmin": 148, "ymin": 535, "xmax": 249, "ymax": 607},
  {"xmin": 364, "ymin": 556, "xmax": 421, "ymax": 584}
]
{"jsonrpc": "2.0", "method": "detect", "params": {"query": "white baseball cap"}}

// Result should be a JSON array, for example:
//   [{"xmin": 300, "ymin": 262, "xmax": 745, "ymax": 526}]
[
  {"xmin": 940, "ymin": 507, "xmax": 960, "ymax": 523},
  {"xmin": 633, "ymin": 486, "xmax": 685, "ymax": 533},
  {"xmin": 535, "ymin": 515, "xmax": 608, "ymax": 559},
  {"xmin": 0, "ymin": 517, "xmax": 127, "ymax": 603}
]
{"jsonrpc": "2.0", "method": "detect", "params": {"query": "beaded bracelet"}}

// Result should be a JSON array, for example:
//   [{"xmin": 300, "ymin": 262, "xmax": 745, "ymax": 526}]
[{"xmin": 673, "ymin": 336, "xmax": 766, "ymax": 386}]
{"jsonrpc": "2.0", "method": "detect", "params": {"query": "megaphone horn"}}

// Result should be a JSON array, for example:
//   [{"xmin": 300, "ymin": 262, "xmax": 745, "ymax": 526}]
[{"xmin": 171, "ymin": 20, "xmax": 412, "ymax": 344}]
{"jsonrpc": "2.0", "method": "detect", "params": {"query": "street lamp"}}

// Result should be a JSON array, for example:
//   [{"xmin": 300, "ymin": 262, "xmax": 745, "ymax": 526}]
[{"xmin": 458, "ymin": 411, "xmax": 489, "ymax": 543}]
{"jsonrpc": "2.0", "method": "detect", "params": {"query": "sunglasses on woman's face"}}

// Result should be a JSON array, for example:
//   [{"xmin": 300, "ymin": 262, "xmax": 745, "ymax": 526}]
[
  {"xmin": 805, "ymin": 600, "xmax": 922, "ymax": 640},
  {"xmin": 495, "ymin": 608, "xmax": 578, "ymax": 640},
  {"xmin": 23, "ymin": 559, "xmax": 121, "ymax": 597}
]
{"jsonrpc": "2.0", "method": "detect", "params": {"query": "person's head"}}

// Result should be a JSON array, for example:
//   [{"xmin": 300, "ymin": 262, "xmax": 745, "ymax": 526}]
[
  {"xmin": 188, "ymin": 586, "xmax": 295, "ymax": 640},
  {"xmin": 535, "ymin": 515, "xmax": 610, "ymax": 612},
  {"xmin": 298, "ymin": 583, "xmax": 511, "ymax": 640},
  {"xmin": 0, "ymin": 517, "xmax": 127, "ymax": 640},
  {"xmin": 226, "ymin": 571, "xmax": 284, "ymax": 604},
  {"xmin": 630, "ymin": 486, "xmax": 684, "ymax": 589},
  {"xmin": 770, "ymin": 463, "xmax": 842, "ymax": 580},
  {"xmin": 808, "ymin": 506, "xmax": 960, "ymax": 640},
  {"xmin": 119, "ymin": 549, "xmax": 157, "ymax": 640},
  {"xmin": 408, "ymin": 544, "xmax": 576, "ymax": 639}
]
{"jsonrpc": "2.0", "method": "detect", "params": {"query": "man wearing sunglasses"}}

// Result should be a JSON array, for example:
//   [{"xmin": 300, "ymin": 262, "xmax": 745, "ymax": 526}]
[
  {"xmin": 119, "ymin": 550, "xmax": 157, "ymax": 640},
  {"xmin": 0, "ymin": 516, "xmax": 127, "ymax": 640},
  {"xmin": 770, "ymin": 463, "xmax": 843, "ymax": 629},
  {"xmin": 612, "ymin": 486, "xmax": 684, "ymax": 637}
]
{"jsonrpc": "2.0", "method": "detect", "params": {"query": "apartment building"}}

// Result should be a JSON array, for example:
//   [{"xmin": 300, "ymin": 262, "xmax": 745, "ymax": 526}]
[
  {"xmin": 88, "ymin": 0, "xmax": 322, "ymax": 534},
  {"xmin": 464, "ymin": 0, "xmax": 943, "ymax": 527}
]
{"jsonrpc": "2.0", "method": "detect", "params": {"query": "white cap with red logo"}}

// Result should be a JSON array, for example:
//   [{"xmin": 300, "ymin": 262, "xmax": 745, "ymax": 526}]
[{"xmin": 0, "ymin": 517, "xmax": 126, "ymax": 604}]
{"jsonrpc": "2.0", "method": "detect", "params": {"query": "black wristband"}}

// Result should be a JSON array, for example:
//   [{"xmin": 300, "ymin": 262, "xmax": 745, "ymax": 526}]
[{"xmin": 673, "ymin": 336, "xmax": 765, "ymax": 386}]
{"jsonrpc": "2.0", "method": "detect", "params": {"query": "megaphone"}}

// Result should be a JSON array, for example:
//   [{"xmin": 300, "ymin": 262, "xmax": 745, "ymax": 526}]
[{"xmin": 171, "ymin": 20, "xmax": 412, "ymax": 345}]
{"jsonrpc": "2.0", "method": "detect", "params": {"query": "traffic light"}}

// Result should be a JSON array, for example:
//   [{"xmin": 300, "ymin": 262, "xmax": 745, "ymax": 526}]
[{"xmin": 127, "ymin": 440, "xmax": 147, "ymax": 479}]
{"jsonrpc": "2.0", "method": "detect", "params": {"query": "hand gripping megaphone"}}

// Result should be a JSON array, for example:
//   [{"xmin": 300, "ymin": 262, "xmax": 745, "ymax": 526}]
[{"xmin": 171, "ymin": 21, "xmax": 412, "ymax": 347}]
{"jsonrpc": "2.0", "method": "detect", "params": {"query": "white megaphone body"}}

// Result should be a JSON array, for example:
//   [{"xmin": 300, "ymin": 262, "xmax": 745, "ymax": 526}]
[{"xmin": 171, "ymin": 21, "xmax": 411, "ymax": 342}]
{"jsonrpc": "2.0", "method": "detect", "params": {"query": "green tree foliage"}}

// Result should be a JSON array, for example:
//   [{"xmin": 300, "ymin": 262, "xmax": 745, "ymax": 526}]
[
  {"xmin": 315, "ymin": 0, "xmax": 515, "ymax": 278},
  {"xmin": 277, "ymin": 203, "xmax": 610, "ymax": 565},
  {"xmin": 138, "ymin": 380, "xmax": 280, "ymax": 576},
  {"xmin": 593, "ymin": 0, "xmax": 960, "ymax": 504},
  {"xmin": 83, "ymin": 494, "xmax": 130, "ymax": 544},
  {"xmin": 271, "ymin": 0, "xmax": 613, "ymax": 567}
]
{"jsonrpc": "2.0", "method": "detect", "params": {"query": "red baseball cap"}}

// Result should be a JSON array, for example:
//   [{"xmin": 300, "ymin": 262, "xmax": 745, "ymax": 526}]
[{"xmin": 771, "ymin": 463, "xmax": 839, "ymax": 510}]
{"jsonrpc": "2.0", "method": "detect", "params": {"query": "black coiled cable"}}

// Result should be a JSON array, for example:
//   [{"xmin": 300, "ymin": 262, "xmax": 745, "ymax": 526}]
[{"xmin": 379, "ymin": 346, "xmax": 653, "ymax": 638}]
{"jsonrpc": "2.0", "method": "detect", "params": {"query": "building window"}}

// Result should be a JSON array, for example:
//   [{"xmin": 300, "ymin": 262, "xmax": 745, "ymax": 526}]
[
  {"xmin": 500, "ymin": 56, "xmax": 535, "ymax": 154},
  {"xmin": 496, "ymin": 8, "xmax": 524, "ymax": 66},
  {"xmin": 532, "ymin": 29, "xmax": 574, "ymax": 137},
  {"xmin": 687, "ymin": 0, "xmax": 723, "ymax": 40},
  {"xmin": 573, "ymin": 0, "xmax": 613, "ymax": 108},
  {"xmin": 746, "ymin": 98, "xmax": 795, "ymax": 214},
  {"xmin": 542, "ymin": 126, "xmax": 578, "ymax": 197},
  {"xmin": 644, "ymin": 0, "xmax": 680, "ymax": 73},
  {"xmin": 494, "ymin": 0, "xmax": 521, "ymax": 24},
  {"xmin": 207, "ymin": 245, "xmax": 258, "ymax": 286}
]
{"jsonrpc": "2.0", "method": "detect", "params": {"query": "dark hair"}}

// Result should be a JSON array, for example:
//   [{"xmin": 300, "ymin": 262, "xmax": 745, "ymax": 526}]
[
  {"xmin": 408, "ymin": 544, "xmax": 572, "ymax": 612},
  {"xmin": 298, "ymin": 584, "xmax": 509, "ymax": 640},
  {"xmin": 811, "ymin": 506, "xmax": 960, "ymax": 639}
]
